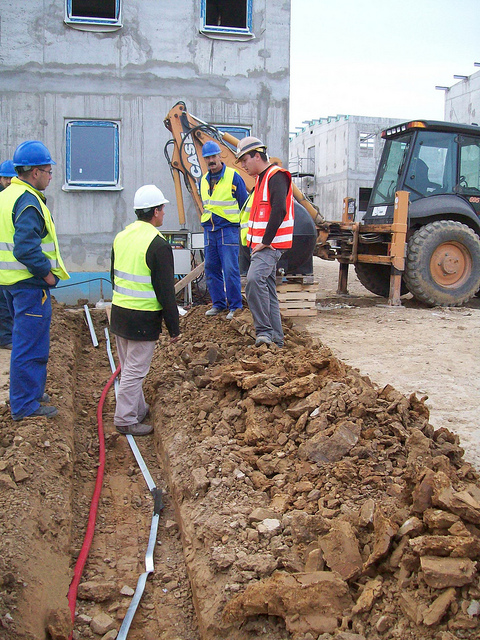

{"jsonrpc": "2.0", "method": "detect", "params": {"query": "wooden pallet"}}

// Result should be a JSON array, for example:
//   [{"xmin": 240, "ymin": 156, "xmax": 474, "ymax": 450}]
[{"xmin": 277, "ymin": 282, "xmax": 318, "ymax": 317}]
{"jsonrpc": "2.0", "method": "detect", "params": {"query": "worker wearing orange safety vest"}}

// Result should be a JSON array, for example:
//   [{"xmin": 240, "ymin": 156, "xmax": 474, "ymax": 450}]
[{"xmin": 235, "ymin": 137, "xmax": 294, "ymax": 348}]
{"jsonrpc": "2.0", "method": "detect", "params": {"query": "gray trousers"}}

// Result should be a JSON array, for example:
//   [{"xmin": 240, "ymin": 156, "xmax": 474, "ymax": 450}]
[
  {"xmin": 114, "ymin": 336, "xmax": 155, "ymax": 427},
  {"xmin": 245, "ymin": 247, "xmax": 284, "ymax": 345}
]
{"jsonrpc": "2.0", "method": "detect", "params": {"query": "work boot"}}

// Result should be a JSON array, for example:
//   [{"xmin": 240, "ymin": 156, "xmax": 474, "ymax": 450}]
[
  {"xmin": 255, "ymin": 335, "xmax": 272, "ymax": 347},
  {"xmin": 38, "ymin": 393, "xmax": 50, "ymax": 403},
  {"xmin": 138, "ymin": 404, "xmax": 150, "ymax": 423},
  {"xmin": 205, "ymin": 307, "xmax": 223, "ymax": 317},
  {"xmin": 0, "ymin": 343, "xmax": 12, "ymax": 350},
  {"xmin": 13, "ymin": 405, "xmax": 58, "ymax": 421},
  {"xmin": 226, "ymin": 309, "xmax": 241, "ymax": 320},
  {"xmin": 116, "ymin": 423, "xmax": 154, "ymax": 436}
]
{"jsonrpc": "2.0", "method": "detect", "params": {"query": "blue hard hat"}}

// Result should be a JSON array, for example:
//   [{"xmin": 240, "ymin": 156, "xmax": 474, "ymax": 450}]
[
  {"xmin": 13, "ymin": 140, "xmax": 56, "ymax": 167},
  {"xmin": 0, "ymin": 160, "xmax": 17, "ymax": 177},
  {"xmin": 202, "ymin": 141, "xmax": 222, "ymax": 158}
]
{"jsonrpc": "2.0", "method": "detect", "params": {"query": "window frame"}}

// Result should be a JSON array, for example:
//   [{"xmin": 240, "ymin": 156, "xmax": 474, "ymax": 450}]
[
  {"xmin": 200, "ymin": 0, "xmax": 254, "ymax": 40},
  {"xmin": 213, "ymin": 125, "xmax": 251, "ymax": 151},
  {"xmin": 65, "ymin": 0, "xmax": 122, "ymax": 32},
  {"xmin": 64, "ymin": 120, "xmax": 122, "ymax": 192}
]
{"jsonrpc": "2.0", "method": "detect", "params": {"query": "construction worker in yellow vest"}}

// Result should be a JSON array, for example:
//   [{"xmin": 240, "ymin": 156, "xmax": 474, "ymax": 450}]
[
  {"xmin": 200, "ymin": 141, "xmax": 248, "ymax": 320},
  {"xmin": 111, "ymin": 185, "xmax": 180, "ymax": 436},
  {"xmin": 0, "ymin": 140, "xmax": 69, "ymax": 420}
]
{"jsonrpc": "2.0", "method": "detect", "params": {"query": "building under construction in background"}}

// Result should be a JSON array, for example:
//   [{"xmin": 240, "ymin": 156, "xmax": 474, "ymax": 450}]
[{"xmin": 288, "ymin": 115, "xmax": 404, "ymax": 222}]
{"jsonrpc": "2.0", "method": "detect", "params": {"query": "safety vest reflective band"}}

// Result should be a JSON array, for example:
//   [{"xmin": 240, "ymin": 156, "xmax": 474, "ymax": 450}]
[
  {"xmin": 0, "ymin": 177, "xmax": 70, "ymax": 285},
  {"xmin": 240, "ymin": 191, "xmax": 254, "ymax": 246},
  {"xmin": 112, "ymin": 220, "xmax": 164, "ymax": 311},
  {"xmin": 247, "ymin": 165, "xmax": 294, "ymax": 249},
  {"xmin": 200, "ymin": 166, "xmax": 240, "ymax": 225}
]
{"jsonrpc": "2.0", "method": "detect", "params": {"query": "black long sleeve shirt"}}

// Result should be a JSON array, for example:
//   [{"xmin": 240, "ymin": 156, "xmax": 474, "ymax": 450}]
[{"xmin": 110, "ymin": 235, "xmax": 180, "ymax": 341}]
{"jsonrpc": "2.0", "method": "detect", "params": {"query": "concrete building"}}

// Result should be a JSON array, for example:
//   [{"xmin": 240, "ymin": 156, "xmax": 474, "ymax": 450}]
[
  {"xmin": 0, "ymin": 0, "xmax": 290, "ymax": 302},
  {"xmin": 289, "ymin": 115, "xmax": 404, "ymax": 222},
  {"xmin": 444, "ymin": 68, "xmax": 480, "ymax": 125}
]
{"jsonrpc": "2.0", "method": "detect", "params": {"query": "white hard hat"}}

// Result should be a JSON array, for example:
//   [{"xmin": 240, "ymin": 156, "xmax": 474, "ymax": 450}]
[
  {"xmin": 235, "ymin": 136, "xmax": 267, "ymax": 162},
  {"xmin": 134, "ymin": 184, "xmax": 169, "ymax": 210}
]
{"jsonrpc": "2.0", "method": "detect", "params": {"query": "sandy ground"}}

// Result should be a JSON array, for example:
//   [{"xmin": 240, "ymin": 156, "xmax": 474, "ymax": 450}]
[{"xmin": 293, "ymin": 258, "xmax": 480, "ymax": 471}]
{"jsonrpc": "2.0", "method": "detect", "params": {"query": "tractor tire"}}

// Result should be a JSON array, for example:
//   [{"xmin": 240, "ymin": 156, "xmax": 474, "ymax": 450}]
[
  {"xmin": 404, "ymin": 220, "xmax": 480, "ymax": 306},
  {"xmin": 354, "ymin": 263, "xmax": 408, "ymax": 298}
]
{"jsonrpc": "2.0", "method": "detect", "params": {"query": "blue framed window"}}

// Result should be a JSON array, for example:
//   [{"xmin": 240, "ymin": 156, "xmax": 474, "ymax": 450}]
[
  {"xmin": 65, "ymin": 121, "xmax": 120, "ymax": 189},
  {"xmin": 65, "ymin": 0, "xmax": 122, "ymax": 30},
  {"xmin": 216, "ymin": 125, "xmax": 251, "ymax": 151},
  {"xmin": 201, "ymin": 0, "xmax": 253, "ymax": 38}
]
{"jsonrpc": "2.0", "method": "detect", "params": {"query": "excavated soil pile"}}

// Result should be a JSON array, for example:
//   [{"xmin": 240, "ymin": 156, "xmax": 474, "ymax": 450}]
[
  {"xmin": 149, "ymin": 307, "xmax": 480, "ymax": 640},
  {"xmin": 0, "ymin": 303, "xmax": 479, "ymax": 640}
]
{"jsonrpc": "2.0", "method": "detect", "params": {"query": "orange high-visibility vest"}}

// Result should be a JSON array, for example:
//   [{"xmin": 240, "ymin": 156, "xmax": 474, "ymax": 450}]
[{"xmin": 247, "ymin": 165, "xmax": 294, "ymax": 250}]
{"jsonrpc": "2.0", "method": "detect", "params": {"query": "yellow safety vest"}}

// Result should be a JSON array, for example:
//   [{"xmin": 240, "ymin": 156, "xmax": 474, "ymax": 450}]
[
  {"xmin": 112, "ymin": 220, "xmax": 165, "ymax": 311},
  {"xmin": 0, "ymin": 177, "xmax": 70, "ymax": 285},
  {"xmin": 200, "ymin": 166, "xmax": 240, "ymax": 225},
  {"xmin": 240, "ymin": 191, "xmax": 254, "ymax": 246}
]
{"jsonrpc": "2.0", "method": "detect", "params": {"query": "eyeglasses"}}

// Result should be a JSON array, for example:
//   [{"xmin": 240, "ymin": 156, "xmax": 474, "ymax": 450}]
[{"xmin": 37, "ymin": 169, "xmax": 53, "ymax": 175}]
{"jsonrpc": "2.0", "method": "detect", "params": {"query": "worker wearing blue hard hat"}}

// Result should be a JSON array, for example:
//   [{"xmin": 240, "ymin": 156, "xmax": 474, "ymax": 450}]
[
  {"xmin": 0, "ymin": 160, "xmax": 17, "ymax": 191},
  {"xmin": 200, "ymin": 139, "xmax": 248, "ymax": 320},
  {"xmin": 0, "ymin": 140, "xmax": 70, "ymax": 421},
  {"xmin": 0, "ymin": 160, "xmax": 16, "ymax": 349}
]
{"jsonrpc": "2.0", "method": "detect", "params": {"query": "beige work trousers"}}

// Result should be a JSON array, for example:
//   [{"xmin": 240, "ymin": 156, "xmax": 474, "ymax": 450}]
[{"xmin": 114, "ymin": 336, "xmax": 155, "ymax": 427}]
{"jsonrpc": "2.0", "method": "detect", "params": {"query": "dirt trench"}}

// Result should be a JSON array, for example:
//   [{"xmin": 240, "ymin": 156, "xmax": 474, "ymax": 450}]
[{"xmin": 0, "ymin": 303, "xmax": 480, "ymax": 640}]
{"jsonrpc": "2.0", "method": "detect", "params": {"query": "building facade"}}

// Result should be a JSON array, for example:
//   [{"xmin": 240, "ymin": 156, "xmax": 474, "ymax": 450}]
[
  {"xmin": 289, "ymin": 115, "xmax": 404, "ymax": 222},
  {"xmin": 0, "ymin": 0, "xmax": 290, "ymax": 301},
  {"xmin": 444, "ymin": 68, "xmax": 480, "ymax": 125}
]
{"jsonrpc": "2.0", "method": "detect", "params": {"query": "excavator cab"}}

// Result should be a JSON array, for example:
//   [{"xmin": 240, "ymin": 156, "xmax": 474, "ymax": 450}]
[{"xmin": 364, "ymin": 120, "xmax": 480, "ymax": 226}]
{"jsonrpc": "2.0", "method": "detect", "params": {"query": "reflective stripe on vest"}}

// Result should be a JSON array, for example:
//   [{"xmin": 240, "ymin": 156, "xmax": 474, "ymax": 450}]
[
  {"xmin": 246, "ymin": 166, "xmax": 294, "ymax": 249},
  {"xmin": 200, "ymin": 166, "xmax": 241, "ymax": 225},
  {"xmin": 112, "ymin": 220, "xmax": 164, "ymax": 311},
  {"xmin": 0, "ymin": 177, "xmax": 70, "ymax": 285},
  {"xmin": 240, "ymin": 191, "xmax": 254, "ymax": 246}
]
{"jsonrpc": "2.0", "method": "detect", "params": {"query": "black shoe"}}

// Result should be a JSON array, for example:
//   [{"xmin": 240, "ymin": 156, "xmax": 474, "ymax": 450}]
[
  {"xmin": 0, "ymin": 343, "xmax": 12, "ymax": 350},
  {"xmin": 38, "ymin": 393, "xmax": 50, "ymax": 403},
  {"xmin": 13, "ymin": 405, "xmax": 58, "ymax": 421},
  {"xmin": 116, "ymin": 423, "xmax": 154, "ymax": 436}
]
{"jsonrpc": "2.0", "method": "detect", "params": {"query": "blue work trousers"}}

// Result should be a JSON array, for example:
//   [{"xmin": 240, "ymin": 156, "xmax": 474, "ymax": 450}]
[
  {"xmin": 0, "ymin": 290, "xmax": 13, "ymax": 346},
  {"xmin": 4, "ymin": 287, "xmax": 51, "ymax": 419},
  {"xmin": 204, "ymin": 226, "xmax": 243, "ymax": 311}
]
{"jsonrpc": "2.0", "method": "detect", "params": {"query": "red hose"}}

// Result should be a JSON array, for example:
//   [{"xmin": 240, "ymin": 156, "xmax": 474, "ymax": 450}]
[{"xmin": 67, "ymin": 363, "xmax": 121, "ymax": 630}]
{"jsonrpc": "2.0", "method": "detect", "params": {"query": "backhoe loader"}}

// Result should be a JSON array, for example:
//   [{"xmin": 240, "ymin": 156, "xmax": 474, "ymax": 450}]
[{"xmin": 324, "ymin": 120, "xmax": 480, "ymax": 306}]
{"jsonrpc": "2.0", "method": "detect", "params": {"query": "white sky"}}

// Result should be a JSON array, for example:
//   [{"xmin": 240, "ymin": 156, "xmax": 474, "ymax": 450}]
[{"xmin": 289, "ymin": 0, "xmax": 480, "ymax": 130}]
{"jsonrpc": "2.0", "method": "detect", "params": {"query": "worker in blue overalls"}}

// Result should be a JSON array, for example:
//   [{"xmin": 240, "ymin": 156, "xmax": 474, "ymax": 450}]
[
  {"xmin": 200, "ymin": 141, "xmax": 248, "ymax": 319},
  {"xmin": 0, "ymin": 160, "xmax": 17, "ymax": 349},
  {"xmin": 0, "ymin": 141, "xmax": 70, "ymax": 420}
]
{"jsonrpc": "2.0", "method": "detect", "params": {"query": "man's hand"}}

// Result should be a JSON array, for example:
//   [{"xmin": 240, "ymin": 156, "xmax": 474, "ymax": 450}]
[
  {"xmin": 43, "ymin": 272, "xmax": 56, "ymax": 286},
  {"xmin": 251, "ymin": 242, "xmax": 270, "ymax": 254}
]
